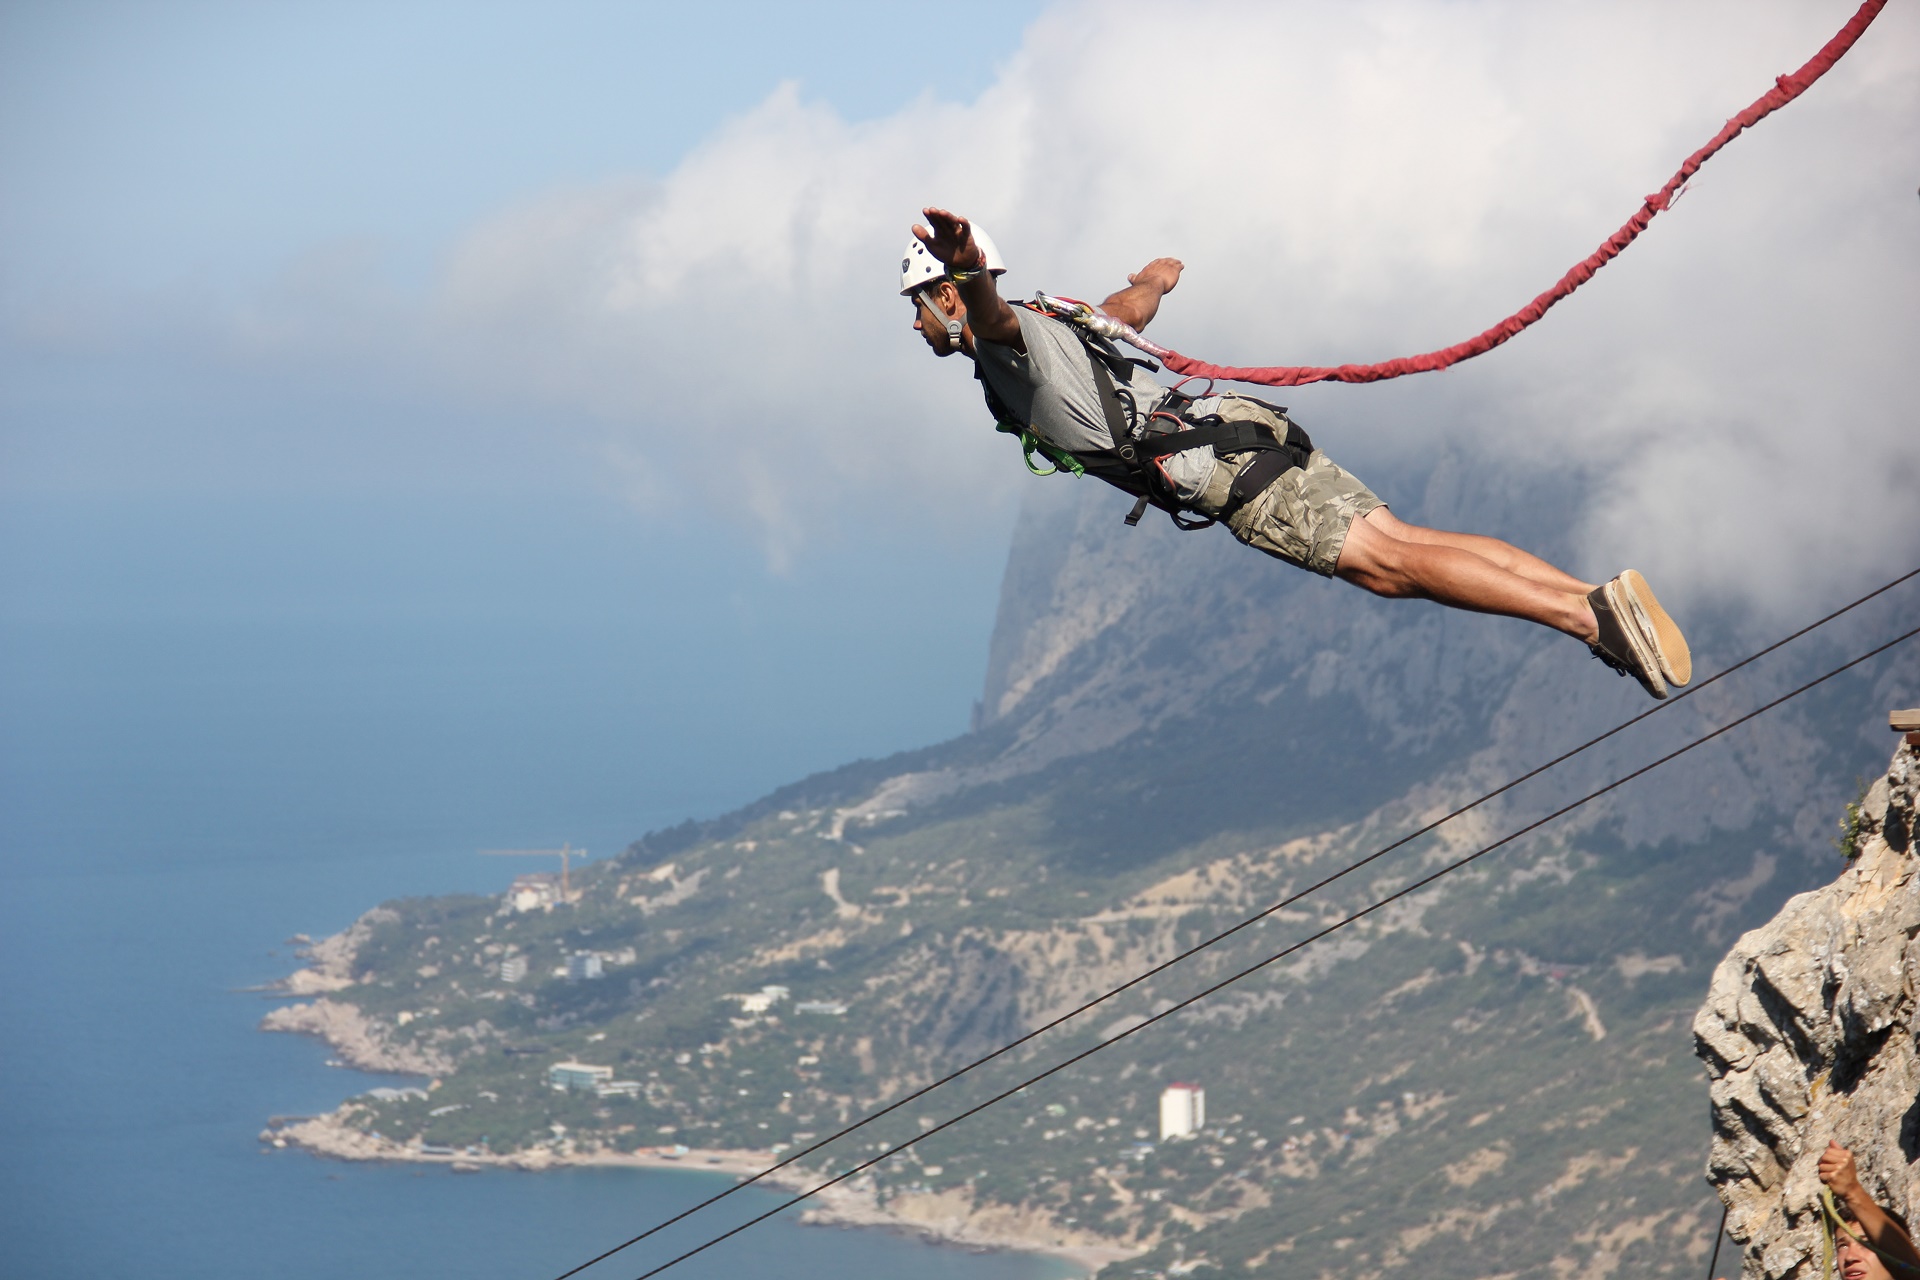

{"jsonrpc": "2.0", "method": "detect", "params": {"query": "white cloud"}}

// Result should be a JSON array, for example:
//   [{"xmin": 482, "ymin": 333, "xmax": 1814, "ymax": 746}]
[{"xmin": 168, "ymin": 1, "xmax": 1920, "ymax": 593}]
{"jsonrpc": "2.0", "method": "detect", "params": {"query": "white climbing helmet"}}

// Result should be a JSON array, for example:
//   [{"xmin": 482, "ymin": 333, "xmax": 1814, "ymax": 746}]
[{"xmin": 899, "ymin": 223, "xmax": 1006, "ymax": 296}]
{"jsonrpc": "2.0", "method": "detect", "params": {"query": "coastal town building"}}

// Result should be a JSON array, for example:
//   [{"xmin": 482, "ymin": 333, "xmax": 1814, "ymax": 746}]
[
  {"xmin": 594, "ymin": 1079, "xmax": 642, "ymax": 1099},
  {"xmin": 724, "ymin": 984, "xmax": 790, "ymax": 1015},
  {"xmin": 793, "ymin": 999, "xmax": 848, "ymax": 1016},
  {"xmin": 1160, "ymin": 1083, "xmax": 1205, "ymax": 1140},
  {"xmin": 547, "ymin": 1062, "xmax": 613, "ymax": 1093},
  {"xmin": 506, "ymin": 874, "xmax": 560, "ymax": 914},
  {"xmin": 498, "ymin": 955, "xmax": 529, "ymax": 983},
  {"xmin": 566, "ymin": 951, "xmax": 604, "ymax": 981}
]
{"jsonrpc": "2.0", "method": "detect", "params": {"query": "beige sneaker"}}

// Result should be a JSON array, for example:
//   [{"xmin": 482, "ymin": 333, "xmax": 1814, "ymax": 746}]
[
  {"xmin": 1587, "ymin": 578, "xmax": 1667, "ymax": 700},
  {"xmin": 1617, "ymin": 570, "xmax": 1691, "ymax": 687}
]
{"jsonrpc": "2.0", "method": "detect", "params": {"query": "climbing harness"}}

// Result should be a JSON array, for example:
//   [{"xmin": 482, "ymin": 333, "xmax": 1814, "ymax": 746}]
[
  {"xmin": 980, "ymin": 294, "xmax": 1315, "ymax": 530},
  {"xmin": 1819, "ymin": 1185, "xmax": 1920, "ymax": 1278},
  {"xmin": 547, "ymin": 568, "xmax": 1920, "ymax": 1280},
  {"xmin": 1079, "ymin": 0, "xmax": 1889, "ymax": 387}
]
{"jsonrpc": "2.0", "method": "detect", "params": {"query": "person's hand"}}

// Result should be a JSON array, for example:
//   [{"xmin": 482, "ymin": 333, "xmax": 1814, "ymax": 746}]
[
  {"xmin": 1127, "ymin": 257, "xmax": 1184, "ymax": 295},
  {"xmin": 1820, "ymin": 1140, "xmax": 1865, "ymax": 1203},
  {"xmin": 912, "ymin": 207, "xmax": 984, "ymax": 271}
]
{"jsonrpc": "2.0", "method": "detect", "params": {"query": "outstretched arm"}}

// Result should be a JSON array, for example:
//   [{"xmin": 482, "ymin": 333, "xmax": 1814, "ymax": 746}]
[
  {"xmin": 912, "ymin": 207, "xmax": 1023, "ymax": 347},
  {"xmin": 1100, "ymin": 257, "xmax": 1184, "ymax": 332}
]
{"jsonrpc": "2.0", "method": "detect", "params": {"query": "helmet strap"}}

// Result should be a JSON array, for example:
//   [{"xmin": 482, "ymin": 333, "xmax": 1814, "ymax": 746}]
[{"xmin": 921, "ymin": 283, "xmax": 966, "ymax": 346}]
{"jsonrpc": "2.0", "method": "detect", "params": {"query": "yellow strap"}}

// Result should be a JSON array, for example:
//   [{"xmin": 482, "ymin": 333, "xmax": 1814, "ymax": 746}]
[{"xmin": 1823, "ymin": 1189, "xmax": 1836, "ymax": 1280}]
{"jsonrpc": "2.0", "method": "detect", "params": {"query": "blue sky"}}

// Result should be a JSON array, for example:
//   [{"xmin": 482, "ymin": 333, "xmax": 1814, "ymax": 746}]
[{"xmin": 0, "ymin": 1, "xmax": 1045, "ymax": 294}]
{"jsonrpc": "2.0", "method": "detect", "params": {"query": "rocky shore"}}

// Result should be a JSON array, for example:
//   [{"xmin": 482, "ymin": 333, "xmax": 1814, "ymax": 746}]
[
  {"xmin": 259, "ymin": 997, "xmax": 456, "ymax": 1075},
  {"xmin": 260, "ymin": 919, "xmax": 1128, "ymax": 1272},
  {"xmin": 261, "ymin": 1106, "xmax": 1135, "ymax": 1273}
]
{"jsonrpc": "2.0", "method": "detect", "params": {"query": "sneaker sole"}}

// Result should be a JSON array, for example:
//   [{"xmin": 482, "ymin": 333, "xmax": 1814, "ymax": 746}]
[
  {"xmin": 1619, "ymin": 570, "xmax": 1690, "ymax": 686},
  {"xmin": 1595, "ymin": 580, "xmax": 1667, "ymax": 700}
]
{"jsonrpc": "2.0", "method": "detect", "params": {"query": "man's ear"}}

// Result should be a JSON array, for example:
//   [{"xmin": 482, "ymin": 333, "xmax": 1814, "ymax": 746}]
[{"xmin": 934, "ymin": 280, "xmax": 965, "ymax": 318}]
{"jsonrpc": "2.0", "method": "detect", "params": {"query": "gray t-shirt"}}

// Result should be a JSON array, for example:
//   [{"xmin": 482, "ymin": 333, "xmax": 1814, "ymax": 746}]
[{"xmin": 975, "ymin": 308, "xmax": 1216, "ymax": 500}]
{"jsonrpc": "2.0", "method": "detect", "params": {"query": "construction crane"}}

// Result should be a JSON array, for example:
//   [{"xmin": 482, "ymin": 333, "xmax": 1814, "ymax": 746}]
[{"xmin": 479, "ymin": 844, "xmax": 584, "ymax": 901}]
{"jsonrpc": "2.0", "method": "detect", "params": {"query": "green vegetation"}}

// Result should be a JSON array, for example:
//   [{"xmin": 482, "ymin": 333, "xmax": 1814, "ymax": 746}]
[
  {"xmin": 278, "ymin": 739, "xmax": 1865, "ymax": 1280},
  {"xmin": 1833, "ymin": 776, "xmax": 1871, "ymax": 860}
]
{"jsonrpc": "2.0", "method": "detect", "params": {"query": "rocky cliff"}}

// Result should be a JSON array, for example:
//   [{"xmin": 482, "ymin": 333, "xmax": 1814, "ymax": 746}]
[{"xmin": 1695, "ymin": 736, "xmax": 1920, "ymax": 1279}]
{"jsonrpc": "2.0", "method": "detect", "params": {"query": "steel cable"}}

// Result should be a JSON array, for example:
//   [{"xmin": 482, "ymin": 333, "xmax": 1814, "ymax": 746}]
[
  {"xmin": 546, "ymin": 566, "xmax": 1917, "ymax": 1280},
  {"xmin": 623, "ymin": 618, "xmax": 1919, "ymax": 1280}
]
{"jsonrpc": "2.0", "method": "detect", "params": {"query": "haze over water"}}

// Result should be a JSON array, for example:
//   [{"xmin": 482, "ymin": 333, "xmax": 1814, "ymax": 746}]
[{"xmin": 0, "ymin": 491, "xmax": 1072, "ymax": 1280}]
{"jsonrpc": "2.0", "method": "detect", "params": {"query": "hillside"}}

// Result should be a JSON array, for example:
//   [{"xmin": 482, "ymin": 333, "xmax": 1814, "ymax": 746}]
[{"xmin": 260, "ymin": 448, "xmax": 1918, "ymax": 1279}]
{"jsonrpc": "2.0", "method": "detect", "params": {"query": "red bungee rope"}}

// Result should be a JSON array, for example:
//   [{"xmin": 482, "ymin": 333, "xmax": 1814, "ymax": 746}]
[{"xmin": 1147, "ymin": 0, "xmax": 1887, "ymax": 388}]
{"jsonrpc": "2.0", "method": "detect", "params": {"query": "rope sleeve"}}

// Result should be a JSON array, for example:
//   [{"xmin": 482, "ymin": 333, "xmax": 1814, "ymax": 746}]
[{"xmin": 1150, "ymin": 0, "xmax": 1887, "ymax": 388}]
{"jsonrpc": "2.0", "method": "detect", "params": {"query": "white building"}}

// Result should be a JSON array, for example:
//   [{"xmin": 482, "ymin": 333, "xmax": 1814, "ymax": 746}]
[
  {"xmin": 498, "ymin": 955, "xmax": 529, "ymax": 983},
  {"xmin": 1160, "ymin": 1083, "xmax": 1205, "ymax": 1140},
  {"xmin": 507, "ymin": 874, "xmax": 559, "ymax": 914},
  {"xmin": 595, "ymin": 1079, "xmax": 642, "ymax": 1099},
  {"xmin": 726, "ymin": 984, "xmax": 790, "ymax": 1015},
  {"xmin": 567, "ymin": 952, "xmax": 604, "ymax": 981},
  {"xmin": 548, "ymin": 1062, "xmax": 613, "ymax": 1093}
]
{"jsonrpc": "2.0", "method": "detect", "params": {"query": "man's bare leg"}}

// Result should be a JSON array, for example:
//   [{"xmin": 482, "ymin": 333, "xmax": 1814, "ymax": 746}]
[
  {"xmin": 1335, "ymin": 508, "xmax": 1599, "ymax": 641},
  {"xmin": 1361, "ymin": 507, "xmax": 1597, "ymax": 596}
]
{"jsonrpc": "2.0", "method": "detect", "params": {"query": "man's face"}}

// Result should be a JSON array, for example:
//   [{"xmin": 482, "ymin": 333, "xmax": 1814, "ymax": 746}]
[
  {"xmin": 910, "ymin": 285, "xmax": 961, "ymax": 357},
  {"xmin": 1838, "ymin": 1229, "xmax": 1893, "ymax": 1280}
]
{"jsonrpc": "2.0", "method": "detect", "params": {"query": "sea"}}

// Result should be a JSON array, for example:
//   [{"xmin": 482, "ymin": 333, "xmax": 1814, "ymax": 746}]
[{"xmin": 0, "ymin": 492, "xmax": 1076, "ymax": 1280}]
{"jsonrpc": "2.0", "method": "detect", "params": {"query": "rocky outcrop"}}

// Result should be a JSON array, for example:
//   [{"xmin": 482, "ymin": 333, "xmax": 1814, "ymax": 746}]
[
  {"xmin": 1694, "ymin": 737, "xmax": 1919, "ymax": 1278},
  {"xmin": 796, "ymin": 1181, "xmax": 1143, "ymax": 1265},
  {"xmin": 260, "ymin": 997, "xmax": 456, "ymax": 1076},
  {"xmin": 275, "ymin": 907, "xmax": 398, "ymax": 994}
]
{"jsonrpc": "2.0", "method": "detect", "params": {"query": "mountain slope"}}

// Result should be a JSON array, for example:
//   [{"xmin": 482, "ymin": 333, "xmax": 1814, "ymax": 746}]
[{"xmin": 264, "ymin": 451, "xmax": 1919, "ymax": 1278}]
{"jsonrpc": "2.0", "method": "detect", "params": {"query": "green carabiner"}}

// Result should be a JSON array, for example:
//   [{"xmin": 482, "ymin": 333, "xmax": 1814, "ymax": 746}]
[{"xmin": 995, "ymin": 421, "xmax": 1083, "ymax": 478}]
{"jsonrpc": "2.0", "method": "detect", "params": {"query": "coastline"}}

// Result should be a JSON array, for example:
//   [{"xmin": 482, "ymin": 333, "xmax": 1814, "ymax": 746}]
[
  {"xmin": 261, "ymin": 923, "xmax": 1144, "ymax": 1275},
  {"xmin": 262, "ymin": 1108, "xmax": 1138, "ymax": 1274}
]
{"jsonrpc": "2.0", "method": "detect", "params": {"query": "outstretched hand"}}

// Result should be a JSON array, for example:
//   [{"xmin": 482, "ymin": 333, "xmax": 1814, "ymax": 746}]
[
  {"xmin": 1128, "ymin": 257, "xmax": 1184, "ymax": 295},
  {"xmin": 1098, "ymin": 256, "xmax": 1186, "ymax": 332},
  {"xmin": 912, "ymin": 207, "xmax": 985, "ymax": 271},
  {"xmin": 1819, "ymin": 1140, "xmax": 1865, "ymax": 1202}
]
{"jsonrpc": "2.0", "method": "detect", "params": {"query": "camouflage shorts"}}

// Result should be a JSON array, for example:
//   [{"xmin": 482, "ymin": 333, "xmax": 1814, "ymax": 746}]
[{"xmin": 1218, "ymin": 448, "xmax": 1383, "ymax": 577}]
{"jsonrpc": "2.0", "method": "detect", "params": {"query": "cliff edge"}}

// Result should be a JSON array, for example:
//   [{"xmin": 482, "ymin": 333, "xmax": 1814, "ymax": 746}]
[{"xmin": 1695, "ymin": 734, "xmax": 1919, "ymax": 1278}]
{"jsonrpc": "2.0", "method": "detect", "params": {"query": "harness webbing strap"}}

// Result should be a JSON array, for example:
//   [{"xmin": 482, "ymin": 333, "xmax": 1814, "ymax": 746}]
[
  {"xmin": 1137, "ymin": 0, "xmax": 1887, "ymax": 388},
  {"xmin": 1081, "ymin": 337, "xmax": 1140, "ymax": 461},
  {"xmin": 1135, "ymin": 419, "xmax": 1263, "ymax": 458},
  {"xmin": 1224, "ymin": 448, "xmax": 1297, "ymax": 516}
]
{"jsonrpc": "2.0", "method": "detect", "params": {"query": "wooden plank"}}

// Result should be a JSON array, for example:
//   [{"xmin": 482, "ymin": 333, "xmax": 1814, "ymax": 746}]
[{"xmin": 1893, "ymin": 708, "xmax": 1920, "ymax": 732}]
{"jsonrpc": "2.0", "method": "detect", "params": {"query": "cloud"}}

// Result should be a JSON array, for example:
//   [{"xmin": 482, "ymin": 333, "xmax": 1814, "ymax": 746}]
[{"xmin": 70, "ymin": 1, "xmax": 1920, "ymax": 597}]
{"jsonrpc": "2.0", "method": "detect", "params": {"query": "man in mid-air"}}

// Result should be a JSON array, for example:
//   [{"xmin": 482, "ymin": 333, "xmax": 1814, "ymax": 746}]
[{"xmin": 903, "ymin": 207, "xmax": 1692, "ymax": 700}]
